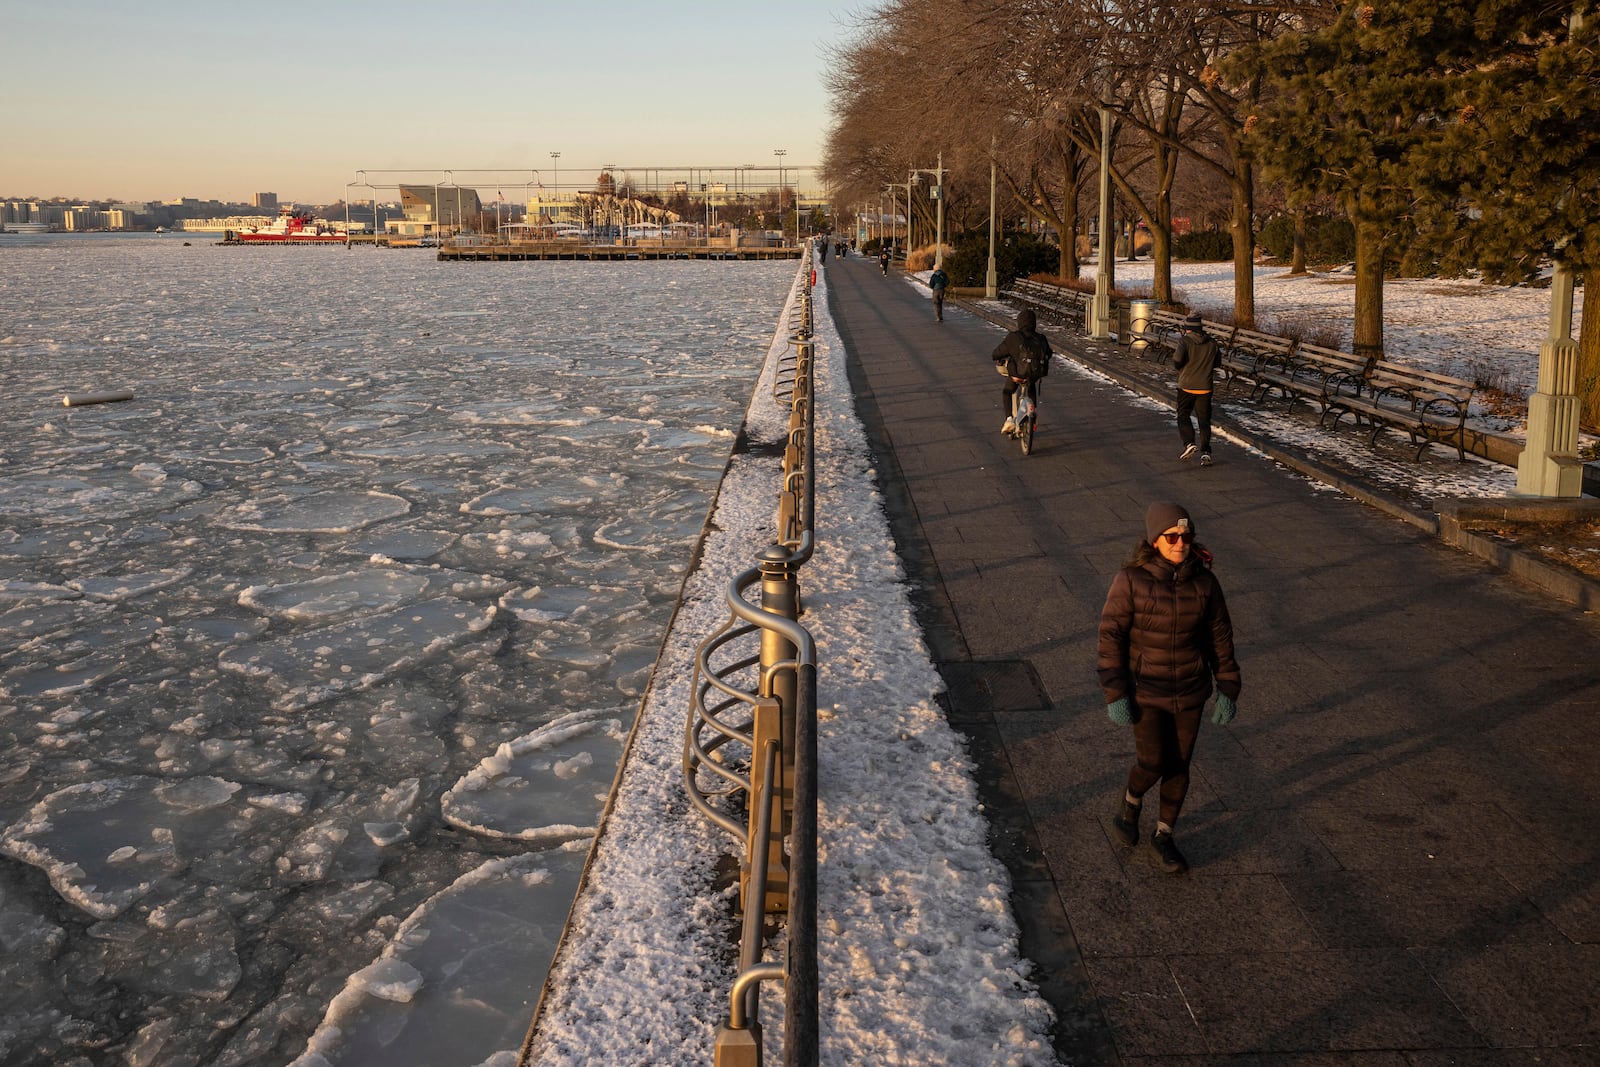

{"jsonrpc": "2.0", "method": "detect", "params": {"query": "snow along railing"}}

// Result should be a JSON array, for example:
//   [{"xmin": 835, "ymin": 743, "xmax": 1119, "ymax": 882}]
[{"xmin": 683, "ymin": 249, "xmax": 819, "ymax": 1066}]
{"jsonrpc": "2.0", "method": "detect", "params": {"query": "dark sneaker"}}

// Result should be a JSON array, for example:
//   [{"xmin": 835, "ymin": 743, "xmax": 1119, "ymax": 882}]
[
  {"xmin": 1200, "ymin": 453, "xmax": 1213, "ymax": 466},
  {"xmin": 1151, "ymin": 830, "xmax": 1188, "ymax": 874},
  {"xmin": 1180, "ymin": 444, "xmax": 1198, "ymax": 460},
  {"xmin": 1110, "ymin": 800, "xmax": 1141, "ymax": 848}
]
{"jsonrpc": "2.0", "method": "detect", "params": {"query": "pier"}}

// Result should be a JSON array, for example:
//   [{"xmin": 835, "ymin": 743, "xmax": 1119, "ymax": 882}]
[{"xmin": 434, "ymin": 240, "xmax": 802, "ymax": 262}]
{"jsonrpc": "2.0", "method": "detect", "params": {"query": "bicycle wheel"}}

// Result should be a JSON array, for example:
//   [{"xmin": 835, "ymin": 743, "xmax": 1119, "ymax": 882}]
[{"xmin": 1019, "ymin": 412, "xmax": 1035, "ymax": 455}]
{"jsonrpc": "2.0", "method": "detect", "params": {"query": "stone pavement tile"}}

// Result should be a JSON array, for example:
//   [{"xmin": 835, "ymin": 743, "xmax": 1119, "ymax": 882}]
[
  {"xmin": 1412, "ymin": 943, "xmax": 1600, "ymax": 1048},
  {"xmin": 1085, "ymin": 956, "xmax": 1211, "ymax": 1057},
  {"xmin": 1007, "ymin": 877, "xmax": 1123, "ymax": 1066},
  {"xmin": 1157, "ymin": 807, "xmax": 1344, "ymax": 877},
  {"xmin": 1300, "ymin": 802, "xmax": 1560, "ymax": 871},
  {"xmin": 1231, "ymin": 705, "xmax": 1419, "ymax": 758},
  {"xmin": 944, "ymin": 719, "xmax": 1053, "ymax": 885},
  {"xmin": 1060, "ymin": 871, "xmax": 1322, "ymax": 958},
  {"xmin": 1497, "ymin": 861, "xmax": 1600, "ymax": 944},
  {"xmin": 1167, "ymin": 950, "xmax": 1483, "ymax": 1053},
  {"xmin": 1278, "ymin": 868, "xmax": 1562, "ymax": 950},
  {"xmin": 1031, "ymin": 807, "xmax": 1133, "ymax": 885},
  {"xmin": 1125, "ymin": 1054, "xmax": 1410, "ymax": 1066},
  {"xmin": 1196, "ymin": 752, "xmax": 1423, "ymax": 812},
  {"xmin": 1403, "ymin": 1048, "xmax": 1599, "ymax": 1066}
]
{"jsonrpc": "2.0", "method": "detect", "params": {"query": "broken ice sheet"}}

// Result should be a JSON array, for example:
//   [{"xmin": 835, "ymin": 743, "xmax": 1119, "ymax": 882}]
[
  {"xmin": 289, "ymin": 849, "xmax": 586, "ymax": 1067},
  {"xmin": 217, "ymin": 595, "xmax": 497, "ymax": 710},
  {"xmin": 0, "ymin": 775, "xmax": 268, "ymax": 919},
  {"xmin": 215, "ymin": 490, "xmax": 411, "ymax": 534},
  {"xmin": 441, "ymin": 710, "xmax": 627, "ymax": 841},
  {"xmin": 238, "ymin": 569, "xmax": 432, "ymax": 622}
]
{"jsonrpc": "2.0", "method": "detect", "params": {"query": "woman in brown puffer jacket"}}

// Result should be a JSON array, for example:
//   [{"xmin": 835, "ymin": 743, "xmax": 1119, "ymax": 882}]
[{"xmin": 1097, "ymin": 501, "xmax": 1241, "ymax": 874}]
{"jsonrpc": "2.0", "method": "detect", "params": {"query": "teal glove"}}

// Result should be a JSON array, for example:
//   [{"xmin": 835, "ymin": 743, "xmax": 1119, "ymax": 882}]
[
  {"xmin": 1212, "ymin": 693, "xmax": 1237, "ymax": 725},
  {"xmin": 1106, "ymin": 697, "xmax": 1134, "ymax": 726}
]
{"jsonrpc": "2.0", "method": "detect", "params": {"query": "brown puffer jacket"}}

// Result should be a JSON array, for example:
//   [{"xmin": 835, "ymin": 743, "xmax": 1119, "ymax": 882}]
[{"xmin": 1097, "ymin": 551, "xmax": 1241, "ymax": 714}]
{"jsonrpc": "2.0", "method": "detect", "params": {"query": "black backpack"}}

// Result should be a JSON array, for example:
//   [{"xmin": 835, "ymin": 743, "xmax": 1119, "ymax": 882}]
[{"xmin": 1014, "ymin": 336, "xmax": 1050, "ymax": 379}]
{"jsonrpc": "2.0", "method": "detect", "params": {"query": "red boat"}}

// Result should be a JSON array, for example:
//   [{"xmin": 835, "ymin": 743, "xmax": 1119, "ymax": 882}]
[{"xmin": 227, "ymin": 208, "xmax": 347, "ymax": 244}]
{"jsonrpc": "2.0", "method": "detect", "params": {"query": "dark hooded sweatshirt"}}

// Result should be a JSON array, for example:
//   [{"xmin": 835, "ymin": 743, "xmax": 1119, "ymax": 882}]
[{"xmin": 991, "ymin": 308, "xmax": 1053, "ymax": 380}]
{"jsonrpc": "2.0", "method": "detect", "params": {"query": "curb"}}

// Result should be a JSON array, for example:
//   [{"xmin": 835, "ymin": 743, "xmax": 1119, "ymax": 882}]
[{"xmin": 958, "ymin": 297, "xmax": 1600, "ymax": 614}]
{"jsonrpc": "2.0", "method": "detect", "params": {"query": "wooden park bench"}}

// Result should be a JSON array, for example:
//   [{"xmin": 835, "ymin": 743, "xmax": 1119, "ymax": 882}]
[
  {"xmin": 1217, "ymin": 326, "xmax": 1299, "ymax": 396},
  {"xmin": 1004, "ymin": 279, "xmax": 1091, "ymax": 328},
  {"xmin": 1319, "ymin": 356, "xmax": 1479, "ymax": 460},
  {"xmin": 1241, "ymin": 339, "xmax": 1371, "ymax": 414}
]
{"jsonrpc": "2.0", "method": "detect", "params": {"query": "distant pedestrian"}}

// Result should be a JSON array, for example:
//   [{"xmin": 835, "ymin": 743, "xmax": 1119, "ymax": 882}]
[
  {"xmin": 879, "ymin": 247, "xmax": 891, "ymax": 276},
  {"xmin": 991, "ymin": 308, "xmax": 1051, "ymax": 435},
  {"xmin": 929, "ymin": 265, "xmax": 949, "ymax": 321},
  {"xmin": 1097, "ymin": 501, "xmax": 1241, "ymax": 874},
  {"xmin": 1172, "ymin": 312, "xmax": 1219, "ymax": 465}
]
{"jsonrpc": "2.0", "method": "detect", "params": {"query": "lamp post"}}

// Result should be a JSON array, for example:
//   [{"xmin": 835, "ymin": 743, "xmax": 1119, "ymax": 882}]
[
  {"xmin": 774, "ymin": 148, "xmax": 787, "ymax": 245},
  {"xmin": 910, "ymin": 154, "xmax": 946, "ymax": 267},
  {"xmin": 987, "ymin": 144, "xmax": 998, "ymax": 299},
  {"xmin": 1091, "ymin": 106, "xmax": 1114, "ymax": 340},
  {"xmin": 549, "ymin": 152, "xmax": 560, "ymax": 226}
]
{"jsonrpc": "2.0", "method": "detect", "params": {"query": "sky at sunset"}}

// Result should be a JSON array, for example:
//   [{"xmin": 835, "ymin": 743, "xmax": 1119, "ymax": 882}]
[{"xmin": 5, "ymin": 0, "xmax": 871, "ymax": 204}]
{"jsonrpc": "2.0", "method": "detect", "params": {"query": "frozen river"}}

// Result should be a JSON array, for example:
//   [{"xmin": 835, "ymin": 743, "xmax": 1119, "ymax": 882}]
[{"xmin": 0, "ymin": 233, "xmax": 795, "ymax": 1066}]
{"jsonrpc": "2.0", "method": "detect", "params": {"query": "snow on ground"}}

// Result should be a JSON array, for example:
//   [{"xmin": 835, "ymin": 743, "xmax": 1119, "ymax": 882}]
[{"xmin": 527, "ymin": 261, "xmax": 1056, "ymax": 1065}]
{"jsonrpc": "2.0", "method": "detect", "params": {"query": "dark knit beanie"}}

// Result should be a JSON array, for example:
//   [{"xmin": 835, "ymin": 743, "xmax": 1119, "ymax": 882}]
[
  {"xmin": 1184, "ymin": 312, "xmax": 1203, "ymax": 327},
  {"xmin": 1145, "ymin": 501, "xmax": 1193, "ymax": 543}
]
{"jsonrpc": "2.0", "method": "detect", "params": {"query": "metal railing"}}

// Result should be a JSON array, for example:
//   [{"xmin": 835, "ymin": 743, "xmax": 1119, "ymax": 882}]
[{"xmin": 684, "ymin": 252, "xmax": 819, "ymax": 1066}]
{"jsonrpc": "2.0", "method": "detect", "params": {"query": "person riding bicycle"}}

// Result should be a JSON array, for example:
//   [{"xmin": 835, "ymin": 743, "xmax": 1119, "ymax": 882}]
[
  {"xmin": 879, "ymin": 246, "xmax": 891, "ymax": 275},
  {"xmin": 929, "ymin": 265, "xmax": 949, "ymax": 322},
  {"xmin": 992, "ymin": 307, "xmax": 1052, "ymax": 435}
]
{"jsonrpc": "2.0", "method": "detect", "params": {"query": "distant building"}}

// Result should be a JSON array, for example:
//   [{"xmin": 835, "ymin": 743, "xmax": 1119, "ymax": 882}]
[
  {"xmin": 395, "ymin": 184, "xmax": 484, "ymax": 236},
  {"xmin": 254, "ymin": 192, "xmax": 279, "ymax": 212}
]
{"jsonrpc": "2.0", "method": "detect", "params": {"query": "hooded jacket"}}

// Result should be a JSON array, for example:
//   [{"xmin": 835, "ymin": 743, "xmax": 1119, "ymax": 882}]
[
  {"xmin": 1097, "ymin": 548, "xmax": 1241, "ymax": 714},
  {"xmin": 1173, "ymin": 327, "xmax": 1220, "ymax": 393},
  {"xmin": 991, "ymin": 308, "xmax": 1052, "ymax": 380}
]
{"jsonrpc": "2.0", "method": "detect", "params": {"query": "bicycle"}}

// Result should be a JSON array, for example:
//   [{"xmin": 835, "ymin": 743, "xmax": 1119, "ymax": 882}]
[{"xmin": 1007, "ymin": 377, "xmax": 1040, "ymax": 455}]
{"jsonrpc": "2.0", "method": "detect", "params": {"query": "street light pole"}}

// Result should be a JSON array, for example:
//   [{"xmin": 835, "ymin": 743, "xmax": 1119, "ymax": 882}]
[
  {"xmin": 987, "ymin": 144, "xmax": 998, "ymax": 299},
  {"xmin": 774, "ymin": 149, "xmax": 787, "ymax": 246},
  {"xmin": 549, "ymin": 152, "xmax": 560, "ymax": 226},
  {"xmin": 1091, "ymin": 106, "xmax": 1114, "ymax": 340}
]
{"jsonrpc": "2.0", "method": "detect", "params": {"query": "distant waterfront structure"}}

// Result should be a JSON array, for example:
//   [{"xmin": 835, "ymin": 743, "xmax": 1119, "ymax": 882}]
[
  {"xmin": 395, "ymin": 184, "xmax": 485, "ymax": 238},
  {"xmin": 254, "ymin": 192, "xmax": 279, "ymax": 212}
]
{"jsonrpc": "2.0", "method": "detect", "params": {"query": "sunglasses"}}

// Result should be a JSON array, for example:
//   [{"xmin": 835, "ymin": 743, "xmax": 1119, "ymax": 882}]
[{"xmin": 1159, "ymin": 530, "xmax": 1194, "ymax": 545}]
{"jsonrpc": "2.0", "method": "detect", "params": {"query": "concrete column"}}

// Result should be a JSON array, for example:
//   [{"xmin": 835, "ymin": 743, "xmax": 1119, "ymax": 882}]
[{"xmin": 1516, "ymin": 260, "xmax": 1584, "ymax": 497}]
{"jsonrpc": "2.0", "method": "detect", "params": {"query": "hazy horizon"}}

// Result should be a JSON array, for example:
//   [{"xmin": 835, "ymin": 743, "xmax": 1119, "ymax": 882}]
[{"xmin": 6, "ymin": 0, "xmax": 865, "ymax": 204}]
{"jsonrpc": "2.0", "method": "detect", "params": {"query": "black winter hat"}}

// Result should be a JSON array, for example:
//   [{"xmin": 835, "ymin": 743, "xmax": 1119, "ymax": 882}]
[
  {"xmin": 1145, "ymin": 501, "xmax": 1193, "ymax": 543},
  {"xmin": 1183, "ymin": 312, "xmax": 1203, "ymax": 327}
]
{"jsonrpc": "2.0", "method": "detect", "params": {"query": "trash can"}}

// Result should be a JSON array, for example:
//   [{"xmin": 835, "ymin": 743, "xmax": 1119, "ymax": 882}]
[{"xmin": 1127, "ymin": 298, "xmax": 1159, "ymax": 353}]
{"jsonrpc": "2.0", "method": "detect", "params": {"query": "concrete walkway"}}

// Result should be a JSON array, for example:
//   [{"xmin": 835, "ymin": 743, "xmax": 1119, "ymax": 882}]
[{"xmin": 824, "ymin": 253, "xmax": 1600, "ymax": 1064}]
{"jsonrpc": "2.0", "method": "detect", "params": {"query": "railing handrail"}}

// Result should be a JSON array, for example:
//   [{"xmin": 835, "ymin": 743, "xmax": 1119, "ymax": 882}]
[{"xmin": 685, "ymin": 250, "xmax": 819, "ymax": 1065}]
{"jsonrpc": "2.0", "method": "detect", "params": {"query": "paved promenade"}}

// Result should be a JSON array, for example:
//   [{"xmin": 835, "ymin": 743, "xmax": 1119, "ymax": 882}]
[{"xmin": 824, "ymin": 254, "xmax": 1600, "ymax": 1064}]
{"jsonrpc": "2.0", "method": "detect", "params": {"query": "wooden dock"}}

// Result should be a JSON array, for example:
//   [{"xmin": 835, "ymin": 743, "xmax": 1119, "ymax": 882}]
[{"xmin": 435, "ymin": 241, "xmax": 802, "ymax": 262}]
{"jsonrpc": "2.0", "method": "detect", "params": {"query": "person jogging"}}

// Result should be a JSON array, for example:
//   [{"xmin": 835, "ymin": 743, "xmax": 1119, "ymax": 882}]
[{"xmin": 1172, "ymin": 312, "xmax": 1219, "ymax": 465}]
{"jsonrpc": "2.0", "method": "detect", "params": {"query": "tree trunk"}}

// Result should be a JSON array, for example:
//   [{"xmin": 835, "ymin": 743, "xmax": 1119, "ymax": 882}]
[
  {"xmin": 1291, "ymin": 207, "xmax": 1308, "ymax": 275},
  {"xmin": 1352, "ymin": 217, "xmax": 1386, "ymax": 364},
  {"xmin": 1229, "ymin": 168, "xmax": 1256, "ymax": 328},
  {"xmin": 1153, "ymin": 158, "xmax": 1175, "ymax": 304},
  {"xmin": 1059, "ymin": 147, "xmax": 1081, "ymax": 283},
  {"xmin": 1579, "ymin": 277, "xmax": 1600, "ymax": 430}
]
